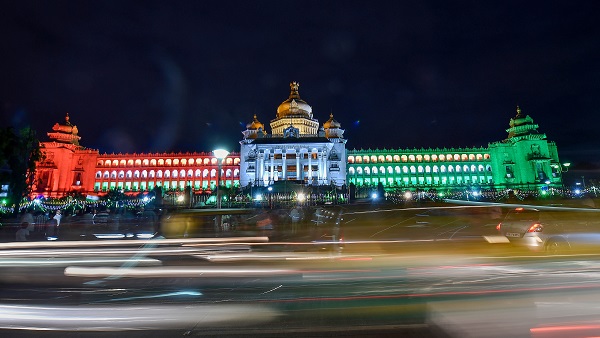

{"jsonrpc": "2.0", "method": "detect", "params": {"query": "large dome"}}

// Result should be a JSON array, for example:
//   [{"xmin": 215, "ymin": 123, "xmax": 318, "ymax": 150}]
[
  {"xmin": 246, "ymin": 114, "xmax": 264, "ymax": 130},
  {"xmin": 276, "ymin": 82, "xmax": 313, "ymax": 119}
]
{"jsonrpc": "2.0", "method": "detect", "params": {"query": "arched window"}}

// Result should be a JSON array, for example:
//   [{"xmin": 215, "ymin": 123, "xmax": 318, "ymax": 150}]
[
  {"xmin": 441, "ymin": 165, "xmax": 446, "ymax": 173},
  {"xmin": 166, "ymin": 159, "xmax": 172, "ymax": 166},
  {"xmin": 181, "ymin": 159, "xmax": 187, "ymax": 166},
  {"xmin": 158, "ymin": 159, "xmax": 164, "ymax": 166},
  {"xmin": 142, "ymin": 159, "xmax": 149, "ymax": 166},
  {"xmin": 393, "ymin": 155, "xmax": 400, "ymax": 162},
  {"xmin": 410, "ymin": 166, "xmax": 416, "ymax": 174},
  {"xmin": 469, "ymin": 154, "xmax": 475, "ymax": 161},
  {"xmin": 118, "ymin": 170, "xmax": 124, "ymax": 178},
  {"xmin": 127, "ymin": 160, "xmax": 134, "ymax": 166},
  {"xmin": 371, "ymin": 155, "xmax": 378, "ymax": 163},
  {"xmin": 96, "ymin": 171, "xmax": 102, "ymax": 179},
  {"xmin": 164, "ymin": 171, "xmax": 170, "ymax": 178},
  {"xmin": 463, "ymin": 165, "xmax": 469, "ymax": 172},
  {"xmin": 157, "ymin": 170, "xmax": 163, "ymax": 178},
  {"xmin": 372, "ymin": 167, "xmax": 378, "ymax": 175},
  {"xmin": 401, "ymin": 155, "xmax": 408, "ymax": 162},
  {"xmin": 387, "ymin": 166, "xmax": 393, "ymax": 174},
  {"xmin": 418, "ymin": 166, "xmax": 424, "ymax": 173},
  {"xmin": 478, "ymin": 165, "xmax": 484, "ymax": 172},
  {"xmin": 111, "ymin": 171, "xmax": 117, "ymax": 179},
  {"xmin": 409, "ymin": 155, "xmax": 416, "ymax": 162},
  {"xmin": 357, "ymin": 167, "xmax": 363, "ymax": 175},
  {"xmin": 149, "ymin": 170, "xmax": 155, "ymax": 178},
  {"xmin": 134, "ymin": 159, "xmax": 141, "ymax": 166},
  {"xmin": 403, "ymin": 166, "xmax": 409, "ymax": 174},
  {"xmin": 112, "ymin": 160, "xmax": 118, "ymax": 166},
  {"xmin": 234, "ymin": 169, "xmax": 239, "ymax": 177},
  {"xmin": 226, "ymin": 158, "xmax": 233, "ymax": 165},
  {"xmin": 180, "ymin": 169, "xmax": 186, "ymax": 178},
  {"xmin": 210, "ymin": 169, "xmax": 216, "ymax": 177},
  {"xmin": 456, "ymin": 165, "xmax": 461, "ymax": 172},
  {"xmin": 226, "ymin": 169, "xmax": 232, "ymax": 177},
  {"xmin": 356, "ymin": 157, "xmax": 362, "ymax": 163},
  {"xmin": 173, "ymin": 159, "xmax": 180, "ymax": 166},
  {"xmin": 134, "ymin": 170, "xmax": 140, "ymax": 178},
  {"xmin": 348, "ymin": 156, "xmax": 355, "ymax": 164},
  {"xmin": 349, "ymin": 167, "xmax": 355, "ymax": 175},
  {"xmin": 395, "ymin": 166, "xmax": 401, "ymax": 174},
  {"xmin": 471, "ymin": 165, "xmax": 477, "ymax": 172},
  {"xmin": 365, "ymin": 167, "xmax": 371, "ymax": 175},
  {"xmin": 363, "ymin": 156, "xmax": 369, "ymax": 163},
  {"xmin": 461, "ymin": 154, "xmax": 468, "ymax": 161},
  {"xmin": 119, "ymin": 160, "xmax": 126, "ymax": 167},
  {"xmin": 234, "ymin": 158, "xmax": 240, "ymax": 165},
  {"xmin": 424, "ymin": 155, "xmax": 430, "ymax": 162},
  {"xmin": 172, "ymin": 170, "xmax": 178, "ymax": 178},
  {"xmin": 196, "ymin": 158, "xmax": 202, "ymax": 165},
  {"xmin": 433, "ymin": 166, "xmax": 439, "ymax": 173},
  {"xmin": 126, "ymin": 171, "xmax": 132, "ymax": 178},
  {"xmin": 204, "ymin": 158, "xmax": 210, "ymax": 165},
  {"xmin": 476, "ymin": 154, "xmax": 483, "ymax": 161},
  {"xmin": 378, "ymin": 155, "xmax": 385, "ymax": 163},
  {"xmin": 195, "ymin": 169, "xmax": 201, "ymax": 178},
  {"xmin": 385, "ymin": 155, "xmax": 392, "ymax": 162},
  {"xmin": 416, "ymin": 155, "xmax": 423, "ymax": 162},
  {"xmin": 432, "ymin": 155, "xmax": 438, "ymax": 162},
  {"xmin": 150, "ymin": 159, "xmax": 157, "ymax": 166}
]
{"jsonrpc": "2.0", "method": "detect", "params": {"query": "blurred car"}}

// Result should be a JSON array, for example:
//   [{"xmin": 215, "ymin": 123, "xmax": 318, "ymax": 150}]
[{"xmin": 496, "ymin": 206, "xmax": 600, "ymax": 254}]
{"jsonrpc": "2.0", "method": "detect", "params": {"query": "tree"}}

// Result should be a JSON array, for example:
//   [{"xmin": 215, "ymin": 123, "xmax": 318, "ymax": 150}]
[{"xmin": 0, "ymin": 127, "xmax": 43, "ymax": 215}]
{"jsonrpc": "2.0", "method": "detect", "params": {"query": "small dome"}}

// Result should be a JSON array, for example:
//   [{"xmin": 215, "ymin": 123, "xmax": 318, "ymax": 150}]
[
  {"xmin": 323, "ymin": 113, "xmax": 341, "ymax": 129},
  {"xmin": 276, "ymin": 82, "xmax": 313, "ymax": 119},
  {"xmin": 246, "ymin": 114, "xmax": 265, "ymax": 130}
]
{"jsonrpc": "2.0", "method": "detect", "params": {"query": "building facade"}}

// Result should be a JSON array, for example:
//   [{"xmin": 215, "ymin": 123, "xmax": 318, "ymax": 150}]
[
  {"xmin": 33, "ymin": 114, "xmax": 240, "ymax": 198},
  {"xmin": 32, "ymin": 86, "xmax": 564, "ymax": 199},
  {"xmin": 239, "ymin": 82, "xmax": 347, "ymax": 188}
]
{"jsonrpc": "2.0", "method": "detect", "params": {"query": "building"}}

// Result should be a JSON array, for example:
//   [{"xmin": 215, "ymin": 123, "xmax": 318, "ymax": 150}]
[
  {"xmin": 32, "ymin": 84, "xmax": 564, "ymax": 200},
  {"xmin": 347, "ymin": 106, "xmax": 564, "ymax": 191},
  {"xmin": 33, "ymin": 114, "xmax": 240, "ymax": 199},
  {"xmin": 239, "ymin": 82, "xmax": 347, "ymax": 188}
]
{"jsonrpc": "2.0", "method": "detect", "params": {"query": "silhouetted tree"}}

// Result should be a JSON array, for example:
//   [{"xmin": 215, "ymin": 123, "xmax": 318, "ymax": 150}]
[{"xmin": 0, "ymin": 127, "xmax": 43, "ymax": 215}]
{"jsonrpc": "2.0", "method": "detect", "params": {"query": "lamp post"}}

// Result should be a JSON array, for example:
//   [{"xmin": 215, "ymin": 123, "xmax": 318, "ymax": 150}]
[{"xmin": 213, "ymin": 149, "xmax": 230, "ymax": 209}]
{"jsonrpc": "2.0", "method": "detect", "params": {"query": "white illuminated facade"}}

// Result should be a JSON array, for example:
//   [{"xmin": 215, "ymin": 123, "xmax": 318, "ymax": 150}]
[{"xmin": 239, "ymin": 82, "xmax": 347, "ymax": 188}]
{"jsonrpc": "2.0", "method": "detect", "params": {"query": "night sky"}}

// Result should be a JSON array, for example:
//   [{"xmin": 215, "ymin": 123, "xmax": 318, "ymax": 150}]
[{"xmin": 2, "ymin": 1, "xmax": 599, "ymax": 167}]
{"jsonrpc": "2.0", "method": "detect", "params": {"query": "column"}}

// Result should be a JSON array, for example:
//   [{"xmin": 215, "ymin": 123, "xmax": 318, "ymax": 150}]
[
  {"xmin": 296, "ymin": 151, "xmax": 300, "ymax": 180},
  {"xmin": 282, "ymin": 153, "xmax": 286, "ymax": 180},
  {"xmin": 270, "ymin": 152, "xmax": 274, "ymax": 183},
  {"xmin": 308, "ymin": 153, "xmax": 312, "ymax": 180}
]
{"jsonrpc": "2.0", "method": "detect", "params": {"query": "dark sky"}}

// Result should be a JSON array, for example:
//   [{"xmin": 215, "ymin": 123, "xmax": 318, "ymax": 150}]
[{"xmin": 2, "ymin": 1, "xmax": 599, "ymax": 166}]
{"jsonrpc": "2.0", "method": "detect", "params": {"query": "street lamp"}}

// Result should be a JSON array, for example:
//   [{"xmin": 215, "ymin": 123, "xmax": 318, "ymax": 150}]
[{"xmin": 213, "ymin": 149, "xmax": 229, "ymax": 209}]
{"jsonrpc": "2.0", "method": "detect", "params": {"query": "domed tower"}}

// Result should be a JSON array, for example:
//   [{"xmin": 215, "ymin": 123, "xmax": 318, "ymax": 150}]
[
  {"xmin": 323, "ymin": 113, "xmax": 344, "ymax": 139},
  {"xmin": 242, "ymin": 114, "xmax": 266, "ymax": 139},
  {"xmin": 47, "ymin": 112, "xmax": 82, "ymax": 146},
  {"xmin": 270, "ymin": 82, "xmax": 320, "ymax": 136}
]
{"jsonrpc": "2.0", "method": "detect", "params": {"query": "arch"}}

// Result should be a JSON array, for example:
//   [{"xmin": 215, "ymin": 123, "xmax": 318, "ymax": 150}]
[
  {"xmin": 378, "ymin": 155, "xmax": 385, "ymax": 163},
  {"xmin": 455, "ymin": 165, "xmax": 461, "ymax": 172},
  {"xmin": 195, "ymin": 158, "xmax": 202, "ymax": 165},
  {"xmin": 478, "ymin": 165, "xmax": 484, "ymax": 172},
  {"xmin": 134, "ymin": 170, "xmax": 140, "ymax": 178},
  {"xmin": 356, "ymin": 167, "xmax": 363, "ymax": 175},
  {"xmin": 103, "ymin": 171, "xmax": 110, "ymax": 178},
  {"xmin": 150, "ymin": 159, "xmax": 157, "ymax": 166},
  {"xmin": 439, "ymin": 154, "xmax": 446, "ymax": 161},
  {"xmin": 468, "ymin": 154, "xmax": 475, "ymax": 161},
  {"xmin": 158, "ymin": 159, "xmax": 164, "ymax": 166},
  {"xmin": 203, "ymin": 158, "xmax": 210, "ymax": 165},
  {"xmin": 365, "ymin": 167, "xmax": 370, "ymax": 175},
  {"xmin": 471, "ymin": 165, "xmax": 477, "ymax": 172},
  {"xmin": 356, "ymin": 157, "xmax": 362, "ymax": 163},
  {"xmin": 433, "ymin": 165, "xmax": 439, "ymax": 173},
  {"xmin": 349, "ymin": 167, "xmax": 355, "ymax": 175},
  {"xmin": 234, "ymin": 158, "xmax": 240, "ymax": 165},
  {"xmin": 409, "ymin": 155, "xmax": 415, "ymax": 162},
  {"xmin": 149, "ymin": 170, "xmax": 155, "ymax": 178},
  {"xmin": 440, "ymin": 165, "xmax": 446, "ymax": 173},
  {"xmin": 226, "ymin": 158, "xmax": 233, "ymax": 165},
  {"xmin": 410, "ymin": 166, "xmax": 416, "ymax": 174},
  {"xmin": 425, "ymin": 166, "xmax": 431, "ymax": 173},
  {"xmin": 448, "ymin": 166, "xmax": 454, "ymax": 173},
  {"xmin": 142, "ymin": 159, "xmax": 149, "ymax": 166},
  {"xmin": 372, "ymin": 166, "xmax": 378, "ymax": 175},
  {"xmin": 385, "ymin": 155, "xmax": 392, "ymax": 162},
  {"xmin": 394, "ymin": 166, "xmax": 401, "ymax": 174},
  {"xmin": 432, "ymin": 154, "xmax": 438, "ymax": 162},
  {"xmin": 126, "ymin": 170, "xmax": 132, "ymax": 178},
  {"xmin": 484, "ymin": 154, "xmax": 491, "ymax": 160},
  {"xmin": 111, "ymin": 171, "xmax": 117, "ymax": 179},
  {"xmin": 486, "ymin": 165, "xmax": 492, "ymax": 171},
  {"xmin": 173, "ymin": 159, "xmax": 180, "ymax": 166},
  {"xmin": 461, "ymin": 154, "xmax": 468, "ymax": 161},
  {"xmin": 379, "ymin": 166, "xmax": 385, "ymax": 174},
  {"xmin": 370, "ymin": 155, "xmax": 377, "ymax": 163},
  {"xmin": 393, "ymin": 155, "xmax": 400, "ymax": 162},
  {"xmin": 195, "ymin": 169, "xmax": 201, "ymax": 178},
  {"xmin": 387, "ymin": 166, "xmax": 393, "ymax": 174},
  {"xmin": 211, "ymin": 158, "xmax": 217, "ymax": 165},
  {"xmin": 203, "ymin": 169, "xmax": 209, "ymax": 178},
  {"xmin": 348, "ymin": 156, "xmax": 355, "ymax": 163},
  {"xmin": 210, "ymin": 169, "xmax": 216, "ymax": 177},
  {"xmin": 418, "ymin": 166, "xmax": 424, "ymax": 173},
  {"xmin": 112, "ymin": 160, "xmax": 118, "ymax": 166},
  {"xmin": 166, "ymin": 159, "xmax": 172, "ymax": 166},
  {"xmin": 234, "ymin": 168, "xmax": 239, "ymax": 177},
  {"xmin": 363, "ymin": 156, "xmax": 369, "ymax": 163},
  {"xmin": 164, "ymin": 170, "xmax": 170, "ymax": 178},
  {"xmin": 463, "ymin": 165, "xmax": 469, "ymax": 172},
  {"xmin": 118, "ymin": 170, "xmax": 124, "ymax": 178},
  {"xmin": 181, "ymin": 159, "xmax": 187, "ymax": 166},
  {"xmin": 119, "ymin": 160, "xmax": 126, "ymax": 167},
  {"xmin": 424, "ymin": 155, "xmax": 430, "ymax": 162},
  {"xmin": 157, "ymin": 170, "xmax": 163, "ymax": 178},
  {"xmin": 135, "ymin": 159, "xmax": 141, "ymax": 166},
  {"xmin": 226, "ymin": 169, "xmax": 232, "ymax": 177},
  {"xmin": 416, "ymin": 155, "xmax": 423, "ymax": 162},
  {"xmin": 95, "ymin": 171, "xmax": 102, "ymax": 179},
  {"xmin": 401, "ymin": 155, "xmax": 408, "ymax": 162},
  {"xmin": 402, "ymin": 166, "xmax": 409, "ymax": 174},
  {"xmin": 186, "ymin": 169, "xmax": 192, "ymax": 178},
  {"xmin": 127, "ymin": 159, "xmax": 134, "ymax": 166}
]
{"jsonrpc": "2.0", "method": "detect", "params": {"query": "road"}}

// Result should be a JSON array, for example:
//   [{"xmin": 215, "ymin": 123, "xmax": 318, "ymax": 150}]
[{"xmin": 1, "ymin": 202, "xmax": 600, "ymax": 337}]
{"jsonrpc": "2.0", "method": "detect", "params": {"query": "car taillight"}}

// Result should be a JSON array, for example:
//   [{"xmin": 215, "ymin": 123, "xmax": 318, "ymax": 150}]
[
  {"xmin": 527, "ymin": 223, "xmax": 543, "ymax": 233},
  {"xmin": 496, "ymin": 222, "xmax": 502, "ymax": 231}
]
